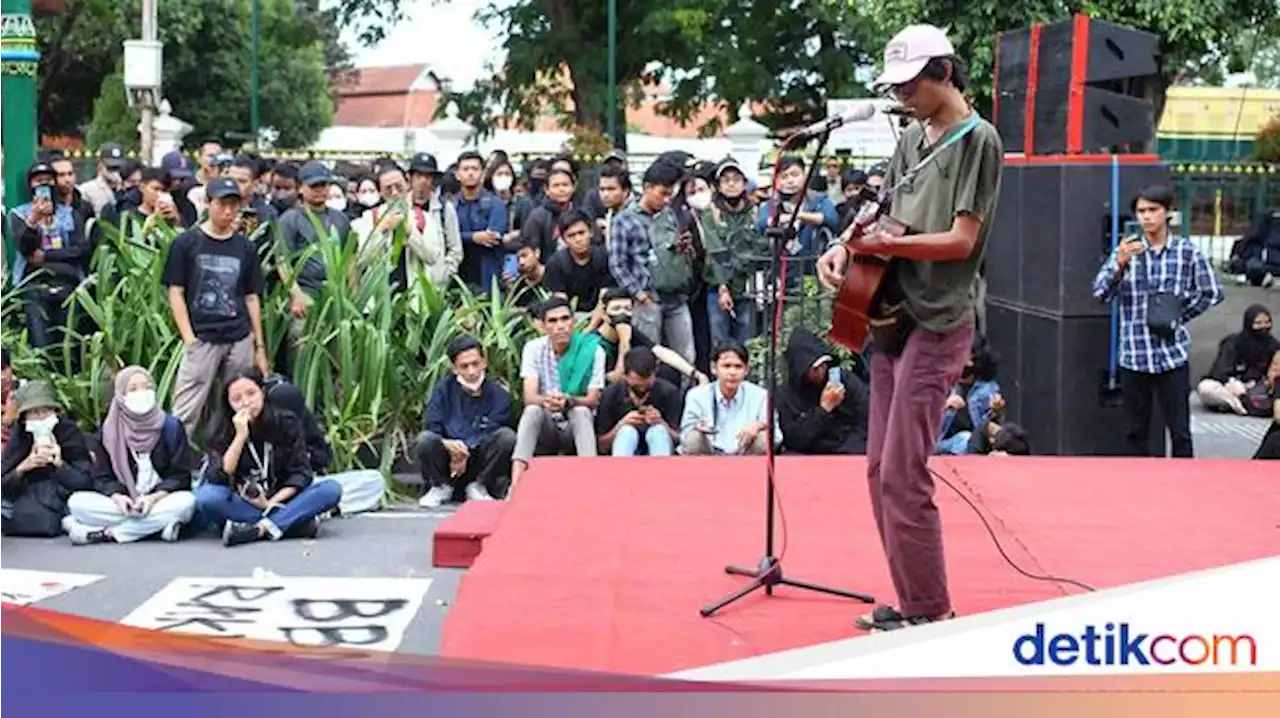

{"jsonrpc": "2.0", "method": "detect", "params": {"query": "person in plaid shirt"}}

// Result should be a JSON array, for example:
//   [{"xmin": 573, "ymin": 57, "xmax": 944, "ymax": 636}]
[{"xmin": 1093, "ymin": 184, "xmax": 1224, "ymax": 457}]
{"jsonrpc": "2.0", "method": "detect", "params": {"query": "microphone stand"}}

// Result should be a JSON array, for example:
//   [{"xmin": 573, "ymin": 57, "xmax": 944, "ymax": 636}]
[{"xmin": 699, "ymin": 127, "xmax": 875, "ymax": 618}]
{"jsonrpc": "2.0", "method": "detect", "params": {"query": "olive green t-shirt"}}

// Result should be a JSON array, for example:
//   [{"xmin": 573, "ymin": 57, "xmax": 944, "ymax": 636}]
[{"xmin": 883, "ymin": 113, "xmax": 1003, "ymax": 332}]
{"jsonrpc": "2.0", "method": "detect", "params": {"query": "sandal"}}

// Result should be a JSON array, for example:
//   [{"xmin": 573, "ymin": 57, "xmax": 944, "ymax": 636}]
[
  {"xmin": 855, "ymin": 604, "xmax": 904, "ymax": 630},
  {"xmin": 868, "ymin": 611, "xmax": 956, "ymax": 632}
]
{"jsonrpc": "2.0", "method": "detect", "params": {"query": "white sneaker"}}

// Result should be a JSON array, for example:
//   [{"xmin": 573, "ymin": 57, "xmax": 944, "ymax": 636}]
[
  {"xmin": 418, "ymin": 485, "xmax": 453, "ymax": 508},
  {"xmin": 464, "ymin": 481, "xmax": 494, "ymax": 502},
  {"xmin": 1263, "ymin": 273, "xmax": 1276, "ymax": 288},
  {"xmin": 160, "ymin": 521, "xmax": 183, "ymax": 542},
  {"xmin": 66, "ymin": 520, "xmax": 109, "ymax": 546}
]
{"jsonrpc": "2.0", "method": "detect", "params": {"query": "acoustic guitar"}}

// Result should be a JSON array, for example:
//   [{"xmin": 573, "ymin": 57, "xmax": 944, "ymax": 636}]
[{"xmin": 828, "ymin": 192, "xmax": 911, "ymax": 352}]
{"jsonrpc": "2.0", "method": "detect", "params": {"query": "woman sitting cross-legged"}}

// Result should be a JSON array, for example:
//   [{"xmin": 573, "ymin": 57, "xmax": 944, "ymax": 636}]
[
  {"xmin": 65, "ymin": 366, "xmax": 197, "ymax": 545},
  {"xmin": 1, "ymin": 380, "xmax": 93, "ymax": 537},
  {"xmin": 194, "ymin": 371, "xmax": 342, "ymax": 547}
]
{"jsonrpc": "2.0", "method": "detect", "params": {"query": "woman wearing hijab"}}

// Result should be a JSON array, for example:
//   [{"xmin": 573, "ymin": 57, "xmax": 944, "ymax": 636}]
[
  {"xmin": 1197, "ymin": 304, "xmax": 1279, "ymax": 415},
  {"xmin": 65, "ymin": 367, "xmax": 196, "ymax": 545},
  {"xmin": 1, "ymin": 380, "xmax": 94, "ymax": 537},
  {"xmin": 194, "ymin": 370, "xmax": 341, "ymax": 547}
]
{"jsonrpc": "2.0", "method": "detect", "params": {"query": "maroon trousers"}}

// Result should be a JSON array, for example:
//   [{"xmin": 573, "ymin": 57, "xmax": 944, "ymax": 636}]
[{"xmin": 866, "ymin": 320, "xmax": 974, "ymax": 617}]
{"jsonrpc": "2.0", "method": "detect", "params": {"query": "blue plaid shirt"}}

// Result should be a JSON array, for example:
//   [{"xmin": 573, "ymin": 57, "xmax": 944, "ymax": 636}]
[
  {"xmin": 608, "ymin": 204, "xmax": 660, "ymax": 295},
  {"xmin": 1092, "ymin": 236, "xmax": 1224, "ymax": 374}
]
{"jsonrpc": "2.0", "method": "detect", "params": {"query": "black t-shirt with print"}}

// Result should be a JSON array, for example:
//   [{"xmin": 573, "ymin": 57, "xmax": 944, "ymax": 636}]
[
  {"xmin": 543, "ymin": 246, "xmax": 610, "ymax": 312},
  {"xmin": 161, "ymin": 226, "xmax": 265, "ymax": 344}
]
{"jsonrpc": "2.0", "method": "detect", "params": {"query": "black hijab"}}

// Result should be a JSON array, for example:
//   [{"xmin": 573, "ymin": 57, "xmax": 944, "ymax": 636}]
[{"xmin": 1233, "ymin": 304, "xmax": 1278, "ymax": 375}]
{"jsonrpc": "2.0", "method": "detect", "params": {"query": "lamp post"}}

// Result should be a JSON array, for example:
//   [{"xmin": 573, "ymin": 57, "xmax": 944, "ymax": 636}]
[
  {"xmin": 1, "ymin": 0, "xmax": 39, "ymax": 269},
  {"xmin": 606, "ymin": 0, "xmax": 616, "ymax": 144},
  {"xmin": 250, "ymin": 0, "xmax": 260, "ymax": 140}
]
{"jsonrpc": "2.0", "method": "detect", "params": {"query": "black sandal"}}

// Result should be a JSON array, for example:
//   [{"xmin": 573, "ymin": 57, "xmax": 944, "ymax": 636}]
[
  {"xmin": 855, "ymin": 605, "xmax": 904, "ymax": 630},
  {"xmin": 868, "ymin": 611, "xmax": 956, "ymax": 632}
]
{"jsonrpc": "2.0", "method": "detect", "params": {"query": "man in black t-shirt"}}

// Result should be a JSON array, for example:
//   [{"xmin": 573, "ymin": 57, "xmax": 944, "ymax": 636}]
[
  {"xmin": 594, "ymin": 347, "xmax": 682, "ymax": 456},
  {"xmin": 162, "ymin": 177, "xmax": 270, "ymax": 443},
  {"xmin": 543, "ymin": 209, "xmax": 611, "ymax": 314}
]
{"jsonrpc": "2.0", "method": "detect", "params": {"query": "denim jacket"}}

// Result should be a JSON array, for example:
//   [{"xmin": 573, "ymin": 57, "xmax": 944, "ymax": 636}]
[{"xmin": 939, "ymin": 379, "xmax": 1001, "ymax": 441}]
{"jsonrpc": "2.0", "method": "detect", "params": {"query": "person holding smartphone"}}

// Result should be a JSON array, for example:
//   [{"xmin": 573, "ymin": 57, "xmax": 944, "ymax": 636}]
[
  {"xmin": 678, "ymin": 340, "xmax": 779, "ymax": 455},
  {"xmin": 775, "ymin": 329, "xmax": 869, "ymax": 455},
  {"xmin": 595, "ymin": 347, "xmax": 683, "ymax": 456},
  {"xmin": 9, "ymin": 161, "xmax": 92, "ymax": 348},
  {"xmin": 1, "ymin": 380, "xmax": 94, "ymax": 537}
]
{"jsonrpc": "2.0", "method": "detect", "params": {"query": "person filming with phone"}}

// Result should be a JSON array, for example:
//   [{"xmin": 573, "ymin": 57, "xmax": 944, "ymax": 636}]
[
  {"xmin": 1092, "ymin": 185, "xmax": 1224, "ymax": 457},
  {"xmin": 595, "ymin": 347, "xmax": 683, "ymax": 456},
  {"xmin": 9, "ymin": 161, "xmax": 92, "ymax": 349},
  {"xmin": 775, "ymin": 329, "xmax": 869, "ymax": 455}
]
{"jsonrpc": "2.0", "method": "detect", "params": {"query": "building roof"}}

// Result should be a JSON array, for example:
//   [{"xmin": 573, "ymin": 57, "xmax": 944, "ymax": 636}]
[{"xmin": 332, "ymin": 64, "xmax": 442, "ymax": 128}]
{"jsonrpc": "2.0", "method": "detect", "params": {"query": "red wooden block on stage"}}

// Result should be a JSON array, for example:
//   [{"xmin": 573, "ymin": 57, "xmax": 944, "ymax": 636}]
[{"xmin": 432, "ymin": 501, "xmax": 508, "ymax": 568}]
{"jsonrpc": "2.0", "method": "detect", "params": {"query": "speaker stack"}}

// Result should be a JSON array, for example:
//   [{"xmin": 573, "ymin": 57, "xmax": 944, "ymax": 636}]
[{"xmin": 985, "ymin": 14, "xmax": 1167, "ymax": 455}]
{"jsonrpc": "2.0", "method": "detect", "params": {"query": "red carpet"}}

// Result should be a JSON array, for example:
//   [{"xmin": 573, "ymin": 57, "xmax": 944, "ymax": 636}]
[{"xmin": 439, "ymin": 456, "xmax": 1279, "ymax": 675}]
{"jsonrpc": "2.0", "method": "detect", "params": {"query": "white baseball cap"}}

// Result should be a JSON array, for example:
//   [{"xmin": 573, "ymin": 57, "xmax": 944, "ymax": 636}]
[{"xmin": 874, "ymin": 24, "xmax": 955, "ymax": 87}]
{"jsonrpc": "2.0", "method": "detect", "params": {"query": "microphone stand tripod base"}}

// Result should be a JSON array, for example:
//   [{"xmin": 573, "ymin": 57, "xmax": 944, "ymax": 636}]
[{"xmin": 700, "ymin": 555, "xmax": 876, "ymax": 618}]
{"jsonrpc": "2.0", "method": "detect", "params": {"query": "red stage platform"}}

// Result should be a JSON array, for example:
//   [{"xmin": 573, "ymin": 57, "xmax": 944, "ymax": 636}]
[{"xmin": 439, "ymin": 456, "xmax": 1279, "ymax": 676}]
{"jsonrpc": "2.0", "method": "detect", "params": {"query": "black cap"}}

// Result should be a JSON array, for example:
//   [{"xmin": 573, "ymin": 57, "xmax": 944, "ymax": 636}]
[
  {"xmin": 409, "ymin": 153, "xmax": 441, "ymax": 175},
  {"xmin": 298, "ymin": 161, "xmax": 332, "ymax": 186},
  {"xmin": 99, "ymin": 142, "xmax": 127, "ymax": 169},
  {"xmin": 604, "ymin": 149, "xmax": 628, "ymax": 164},
  {"xmin": 27, "ymin": 161, "xmax": 55, "ymax": 183},
  {"xmin": 205, "ymin": 177, "xmax": 242, "ymax": 200}
]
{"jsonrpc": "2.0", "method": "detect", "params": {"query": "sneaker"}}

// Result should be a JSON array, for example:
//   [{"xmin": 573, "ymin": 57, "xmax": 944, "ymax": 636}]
[
  {"xmin": 464, "ymin": 481, "xmax": 494, "ymax": 502},
  {"xmin": 418, "ymin": 485, "xmax": 453, "ymax": 508},
  {"xmin": 160, "ymin": 521, "xmax": 183, "ymax": 542},
  {"xmin": 283, "ymin": 517, "xmax": 319, "ymax": 540},
  {"xmin": 1263, "ymin": 273, "xmax": 1276, "ymax": 289},
  {"xmin": 67, "ymin": 520, "xmax": 110, "ymax": 546},
  {"xmin": 222, "ymin": 521, "xmax": 261, "ymax": 547}
]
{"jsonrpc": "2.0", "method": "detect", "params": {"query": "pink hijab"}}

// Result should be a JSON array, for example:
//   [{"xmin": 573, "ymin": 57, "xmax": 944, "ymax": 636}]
[{"xmin": 101, "ymin": 366, "xmax": 166, "ymax": 498}]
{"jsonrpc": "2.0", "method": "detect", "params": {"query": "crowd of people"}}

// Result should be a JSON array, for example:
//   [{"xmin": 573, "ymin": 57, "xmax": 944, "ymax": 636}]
[{"xmin": 2, "ymin": 132, "xmax": 1276, "ymax": 547}]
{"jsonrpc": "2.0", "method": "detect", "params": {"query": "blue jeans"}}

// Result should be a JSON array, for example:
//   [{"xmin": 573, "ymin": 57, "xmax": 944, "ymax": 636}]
[
  {"xmin": 611, "ymin": 424, "xmax": 674, "ymax": 456},
  {"xmin": 936, "ymin": 431, "xmax": 973, "ymax": 455},
  {"xmin": 194, "ymin": 481, "xmax": 342, "ymax": 539},
  {"xmin": 707, "ymin": 291, "xmax": 755, "ymax": 345}
]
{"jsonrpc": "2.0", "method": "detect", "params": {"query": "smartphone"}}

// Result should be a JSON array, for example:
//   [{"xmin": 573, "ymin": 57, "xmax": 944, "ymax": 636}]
[
  {"xmin": 158, "ymin": 191, "xmax": 174, "ymax": 206},
  {"xmin": 33, "ymin": 185, "xmax": 52, "ymax": 202},
  {"xmin": 827, "ymin": 366, "xmax": 842, "ymax": 387}
]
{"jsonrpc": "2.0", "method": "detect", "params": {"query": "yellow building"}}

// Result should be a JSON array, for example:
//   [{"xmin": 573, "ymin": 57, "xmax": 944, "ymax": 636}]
[{"xmin": 1158, "ymin": 86, "xmax": 1280, "ymax": 161}]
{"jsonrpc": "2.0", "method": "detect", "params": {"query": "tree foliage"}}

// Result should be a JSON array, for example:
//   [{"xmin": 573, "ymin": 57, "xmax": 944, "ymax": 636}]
[
  {"xmin": 37, "ymin": 0, "xmax": 393, "ymax": 142},
  {"xmin": 448, "ymin": 0, "xmax": 879, "ymax": 146}
]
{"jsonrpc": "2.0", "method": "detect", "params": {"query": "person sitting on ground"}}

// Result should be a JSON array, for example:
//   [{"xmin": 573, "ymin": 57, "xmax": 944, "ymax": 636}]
[
  {"xmin": 679, "ymin": 340, "xmax": 780, "ymax": 456},
  {"xmin": 1, "ymin": 380, "xmax": 94, "ymax": 537},
  {"xmin": 595, "ymin": 347, "xmax": 683, "ymax": 457},
  {"xmin": 416, "ymin": 335, "xmax": 517, "ymax": 507},
  {"xmin": 64, "ymin": 366, "xmax": 196, "ymax": 545},
  {"xmin": 1227, "ymin": 207, "xmax": 1279, "ymax": 288},
  {"xmin": 588, "ymin": 288, "xmax": 709, "ymax": 387},
  {"xmin": 1197, "ymin": 304, "xmax": 1278, "ymax": 416},
  {"xmin": 964, "ymin": 414, "xmax": 1031, "ymax": 456},
  {"xmin": 936, "ymin": 335, "xmax": 1004, "ymax": 455},
  {"xmin": 261, "ymin": 374, "xmax": 385, "ymax": 516},
  {"xmin": 194, "ymin": 371, "xmax": 343, "ymax": 547},
  {"xmin": 1251, "ymin": 349, "xmax": 1280, "ymax": 460},
  {"xmin": 776, "ymin": 328, "xmax": 869, "ymax": 455},
  {"xmin": 511, "ymin": 297, "xmax": 606, "ymax": 488}
]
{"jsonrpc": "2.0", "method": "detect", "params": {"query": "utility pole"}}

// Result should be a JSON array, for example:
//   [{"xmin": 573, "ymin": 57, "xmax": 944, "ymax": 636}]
[
  {"xmin": 1, "ymin": 0, "xmax": 41, "ymax": 269},
  {"xmin": 606, "ymin": 0, "xmax": 617, "ymax": 144},
  {"xmin": 251, "ymin": 0, "xmax": 260, "ymax": 141},
  {"xmin": 139, "ymin": 0, "xmax": 157, "ymax": 162}
]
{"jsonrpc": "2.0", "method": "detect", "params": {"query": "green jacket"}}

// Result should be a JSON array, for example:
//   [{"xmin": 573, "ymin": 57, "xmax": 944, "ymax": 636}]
[{"xmin": 701, "ymin": 199, "xmax": 767, "ymax": 297}]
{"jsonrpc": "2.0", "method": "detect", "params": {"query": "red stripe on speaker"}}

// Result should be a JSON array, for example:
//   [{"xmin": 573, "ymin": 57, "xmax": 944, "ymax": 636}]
[
  {"xmin": 1024, "ymin": 23, "xmax": 1041, "ymax": 156},
  {"xmin": 1066, "ymin": 14, "xmax": 1090, "ymax": 154},
  {"xmin": 1003, "ymin": 153, "xmax": 1161, "ymax": 166}
]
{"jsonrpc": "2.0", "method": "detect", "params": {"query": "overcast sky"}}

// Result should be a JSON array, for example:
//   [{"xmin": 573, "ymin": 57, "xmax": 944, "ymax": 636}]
[{"xmin": 345, "ymin": 0, "xmax": 506, "ymax": 89}]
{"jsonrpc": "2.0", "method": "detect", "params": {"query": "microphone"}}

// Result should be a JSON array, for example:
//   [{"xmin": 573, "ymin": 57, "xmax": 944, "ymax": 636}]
[
  {"xmin": 883, "ymin": 104, "xmax": 915, "ymax": 117},
  {"xmin": 789, "ymin": 104, "xmax": 877, "ymax": 139}
]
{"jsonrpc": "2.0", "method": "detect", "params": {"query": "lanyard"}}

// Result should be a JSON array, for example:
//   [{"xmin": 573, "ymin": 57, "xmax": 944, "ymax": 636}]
[
  {"xmin": 247, "ymin": 441, "xmax": 272, "ymax": 479},
  {"xmin": 895, "ymin": 114, "xmax": 982, "ymax": 192}
]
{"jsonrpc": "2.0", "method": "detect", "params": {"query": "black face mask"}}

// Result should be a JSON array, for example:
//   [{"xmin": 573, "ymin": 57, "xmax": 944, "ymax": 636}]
[
  {"xmin": 530, "ymin": 178, "xmax": 546, "ymax": 196},
  {"xmin": 607, "ymin": 312, "xmax": 631, "ymax": 326},
  {"xmin": 116, "ymin": 186, "xmax": 141, "ymax": 206},
  {"xmin": 272, "ymin": 189, "xmax": 297, "ymax": 210}
]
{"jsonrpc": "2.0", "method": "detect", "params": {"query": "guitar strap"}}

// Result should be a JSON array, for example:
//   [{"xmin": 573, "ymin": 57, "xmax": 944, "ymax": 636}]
[{"xmin": 896, "ymin": 113, "xmax": 982, "ymax": 191}]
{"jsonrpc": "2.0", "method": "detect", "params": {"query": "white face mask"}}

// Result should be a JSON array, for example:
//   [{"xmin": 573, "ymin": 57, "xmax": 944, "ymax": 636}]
[
  {"xmin": 326, "ymin": 197, "xmax": 347, "ymax": 213},
  {"xmin": 124, "ymin": 388, "xmax": 157, "ymax": 415},
  {"xmin": 25, "ymin": 415, "xmax": 57, "ymax": 438},
  {"xmin": 358, "ymin": 191, "xmax": 380, "ymax": 207},
  {"xmin": 491, "ymin": 175, "xmax": 513, "ymax": 192},
  {"xmin": 458, "ymin": 372, "xmax": 486, "ymax": 393},
  {"xmin": 687, "ymin": 191, "xmax": 713, "ymax": 212}
]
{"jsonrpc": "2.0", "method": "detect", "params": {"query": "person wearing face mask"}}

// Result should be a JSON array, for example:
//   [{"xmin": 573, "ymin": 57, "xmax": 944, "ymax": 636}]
[
  {"xmin": 701, "ymin": 158, "xmax": 769, "ymax": 346},
  {"xmin": 587, "ymin": 288, "xmax": 708, "ymax": 387},
  {"xmin": 353, "ymin": 175, "xmax": 381, "ymax": 217},
  {"xmin": 269, "ymin": 161, "xmax": 301, "ymax": 215},
  {"xmin": 521, "ymin": 167, "xmax": 578, "ymax": 264},
  {"xmin": 1, "ymin": 380, "xmax": 94, "ymax": 537},
  {"xmin": 276, "ymin": 161, "xmax": 353, "ymax": 341},
  {"xmin": 1197, "ymin": 304, "xmax": 1279, "ymax": 416},
  {"xmin": 64, "ymin": 366, "xmax": 197, "ymax": 545},
  {"xmin": 511, "ymin": 158, "xmax": 551, "ymax": 236},
  {"xmin": 415, "ymin": 335, "xmax": 516, "ymax": 508}
]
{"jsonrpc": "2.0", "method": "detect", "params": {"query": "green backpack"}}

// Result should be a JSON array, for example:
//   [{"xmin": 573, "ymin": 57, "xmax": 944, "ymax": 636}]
[{"xmin": 647, "ymin": 208, "xmax": 697, "ymax": 296}]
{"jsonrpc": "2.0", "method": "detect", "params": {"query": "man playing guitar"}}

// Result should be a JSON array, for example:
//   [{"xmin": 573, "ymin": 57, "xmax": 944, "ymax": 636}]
[{"xmin": 817, "ymin": 24, "xmax": 1004, "ymax": 631}]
